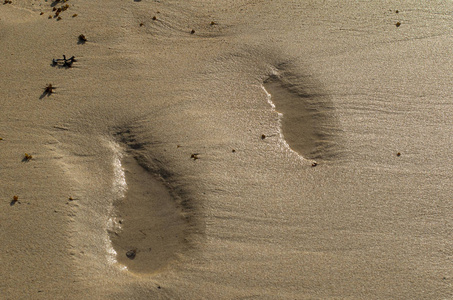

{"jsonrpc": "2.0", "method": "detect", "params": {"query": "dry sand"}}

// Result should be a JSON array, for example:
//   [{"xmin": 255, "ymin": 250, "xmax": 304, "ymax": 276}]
[{"xmin": 1, "ymin": 0, "xmax": 453, "ymax": 299}]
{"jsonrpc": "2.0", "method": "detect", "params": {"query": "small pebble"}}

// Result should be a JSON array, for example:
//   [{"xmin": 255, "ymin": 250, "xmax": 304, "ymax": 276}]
[
  {"xmin": 79, "ymin": 34, "xmax": 87, "ymax": 42},
  {"xmin": 190, "ymin": 29, "xmax": 195, "ymax": 34},
  {"xmin": 126, "ymin": 250, "xmax": 136, "ymax": 259}
]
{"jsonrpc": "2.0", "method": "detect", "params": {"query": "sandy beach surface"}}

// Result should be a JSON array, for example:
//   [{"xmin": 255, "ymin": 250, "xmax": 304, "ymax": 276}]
[{"xmin": 1, "ymin": 1, "xmax": 453, "ymax": 299}]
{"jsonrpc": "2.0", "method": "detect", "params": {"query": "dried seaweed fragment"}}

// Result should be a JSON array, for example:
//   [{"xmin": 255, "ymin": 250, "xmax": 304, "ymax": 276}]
[
  {"xmin": 10, "ymin": 195, "xmax": 19, "ymax": 205},
  {"xmin": 23, "ymin": 153, "xmax": 33, "ymax": 161},
  {"xmin": 44, "ymin": 84, "xmax": 54, "ymax": 95},
  {"xmin": 78, "ymin": 34, "xmax": 87, "ymax": 43}
]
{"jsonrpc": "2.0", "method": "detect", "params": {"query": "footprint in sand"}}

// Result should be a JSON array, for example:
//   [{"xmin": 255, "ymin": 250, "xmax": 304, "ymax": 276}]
[
  {"xmin": 263, "ymin": 64, "xmax": 341, "ymax": 161},
  {"xmin": 108, "ymin": 129, "xmax": 191, "ymax": 274}
]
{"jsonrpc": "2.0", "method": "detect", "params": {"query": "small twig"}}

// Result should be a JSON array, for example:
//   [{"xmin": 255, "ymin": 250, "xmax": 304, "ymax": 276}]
[{"xmin": 52, "ymin": 55, "xmax": 76, "ymax": 68}]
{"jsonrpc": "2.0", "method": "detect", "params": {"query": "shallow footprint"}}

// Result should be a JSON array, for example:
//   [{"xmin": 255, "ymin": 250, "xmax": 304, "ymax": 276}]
[
  {"xmin": 109, "ymin": 145, "xmax": 188, "ymax": 274},
  {"xmin": 263, "ymin": 65, "xmax": 340, "ymax": 161}
]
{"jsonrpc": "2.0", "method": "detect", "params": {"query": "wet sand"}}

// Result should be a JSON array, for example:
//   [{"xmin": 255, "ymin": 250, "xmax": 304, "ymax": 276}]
[{"xmin": 1, "ymin": 1, "xmax": 453, "ymax": 299}]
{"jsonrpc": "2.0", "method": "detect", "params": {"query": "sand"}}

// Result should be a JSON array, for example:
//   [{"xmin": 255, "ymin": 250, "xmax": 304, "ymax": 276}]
[{"xmin": 1, "ymin": 0, "xmax": 453, "ymax": 299}]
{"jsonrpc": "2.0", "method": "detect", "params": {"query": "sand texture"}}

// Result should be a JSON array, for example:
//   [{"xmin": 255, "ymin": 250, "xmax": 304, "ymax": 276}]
[{"xmin": 1, "ymin": 0, "xmax": 453, "ymax": 299}]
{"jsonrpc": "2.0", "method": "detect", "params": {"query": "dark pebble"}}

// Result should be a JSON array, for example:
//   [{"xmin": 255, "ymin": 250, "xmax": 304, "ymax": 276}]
[{"xmin": 126, "ymin": 250, "xmax": 136, "ymax": 259}]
